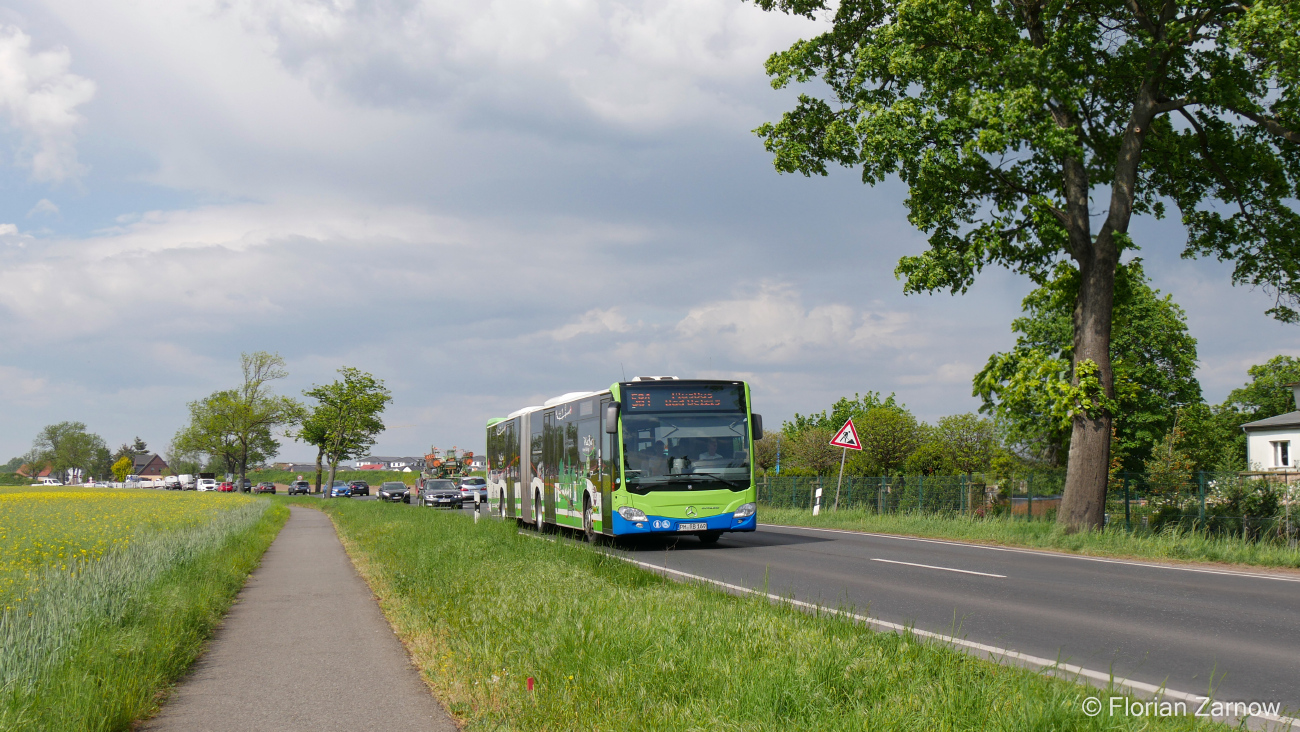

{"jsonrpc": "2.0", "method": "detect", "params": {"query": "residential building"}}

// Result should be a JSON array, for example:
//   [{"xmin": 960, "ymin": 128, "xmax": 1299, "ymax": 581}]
[
  {"xmin": 356, "ymin": 456, "xmax": 426, "ymax": 471},
  {"xmin": 1242, "ymin": 382, "xmax": 1300, "ymax": 471},
  {"xmin": 132, "ymin": 453, "xmax": 169, "ymax": 477}
]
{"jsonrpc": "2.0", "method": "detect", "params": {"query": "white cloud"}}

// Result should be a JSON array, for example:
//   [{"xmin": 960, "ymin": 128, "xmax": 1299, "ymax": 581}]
[
  {"xmin": 544, "ymin": 307, "xmax": 633, "ymax": 340},
  {"xmin": 0, "ymin": 25, "xmax": 95, "ymax": 182},
  {"xmin": 674, "ymin": 283, "xmax": 916, "ymax": 363},
  {"xmin": 223, "ymin": 0, "xmax": 820, "ymax": 131},
  {"xmin": 26, "ymin": 199, "xmax": 58, "ymax": 217}
]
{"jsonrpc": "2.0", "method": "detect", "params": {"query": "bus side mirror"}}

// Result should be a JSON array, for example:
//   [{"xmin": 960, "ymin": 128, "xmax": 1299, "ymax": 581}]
[
  {"xmin": 604, "ymin": 403, "xmax": 620, "ymax": 434},
  {"xmin": 751, "ymin": 414, "xmax": 763, "ymax": 441}
]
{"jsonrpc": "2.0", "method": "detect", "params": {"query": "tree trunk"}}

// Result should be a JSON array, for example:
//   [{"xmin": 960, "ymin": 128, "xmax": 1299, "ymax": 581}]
[
  {"xmin": 323, "ymin": 461, "xmax": 338, "ymax": 500},
  {"xmin": 1059, "ymin": 234, "xmax": 1119, "ymax": 531},
  {"xmin": 314, "ymin": 445, "xmax": 324, "ymax": 493}
]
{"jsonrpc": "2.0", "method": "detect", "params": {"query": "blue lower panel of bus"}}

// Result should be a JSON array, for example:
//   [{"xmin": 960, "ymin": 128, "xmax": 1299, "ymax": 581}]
[{"xmin": 611, "ymin": 511, "xmax": 756, "ymax": 536}]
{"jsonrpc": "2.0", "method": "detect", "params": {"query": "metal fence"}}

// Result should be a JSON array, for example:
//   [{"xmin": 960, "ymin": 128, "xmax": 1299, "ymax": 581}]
[{"xmin": 755, "ymin": 471, "xmax": 1300, "ymax": 543}]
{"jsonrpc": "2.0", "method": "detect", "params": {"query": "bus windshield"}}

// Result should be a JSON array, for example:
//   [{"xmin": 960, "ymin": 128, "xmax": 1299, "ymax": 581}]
[{"xmin": 620, "ymin": 412, "xmax": 750, "ymax": 493}]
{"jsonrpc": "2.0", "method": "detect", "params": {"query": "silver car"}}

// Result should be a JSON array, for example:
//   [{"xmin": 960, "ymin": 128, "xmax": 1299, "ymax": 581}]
[{"xmin": 421, "ymin": 479, "xmax": 462, "ymax": 508}]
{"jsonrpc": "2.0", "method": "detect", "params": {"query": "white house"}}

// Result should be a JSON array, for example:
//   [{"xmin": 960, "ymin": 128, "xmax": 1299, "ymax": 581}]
[
  {"xmin": 1242, "ymin": 382, "xmax": 1300, "ymax": 471},
  {"xmin": 356, "ymin": 456, "xmax": 425, "ymax": 471}
]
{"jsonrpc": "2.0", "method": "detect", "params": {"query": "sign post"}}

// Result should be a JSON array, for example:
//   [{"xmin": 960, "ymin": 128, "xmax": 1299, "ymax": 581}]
[{"xmin": 828, "ymin": 418, "xmax": 863, "ymax": 512}]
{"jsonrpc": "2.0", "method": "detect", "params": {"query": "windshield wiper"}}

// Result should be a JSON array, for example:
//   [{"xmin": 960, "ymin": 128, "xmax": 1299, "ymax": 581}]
[{"xmin": 661, "ymin": 474, "xmax": 746, "ymax": 489}]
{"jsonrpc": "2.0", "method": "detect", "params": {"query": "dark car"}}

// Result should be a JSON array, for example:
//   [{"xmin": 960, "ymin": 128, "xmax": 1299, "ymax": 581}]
[
  {"xmin": 458, "ymin": 476, "xmax": 488, "ymax": 506},
  {"xmin": 254, "ymin": 481, "xmax": 276, "ymax": 494},
  {"xmin": 348, "ymin": 480, "xmax": 370, "ymax": 497},
  {"xmin": 421, "ymin": 479, "xmax": 462, "ymax": 508},
  {"xmin": 378, "ymin": 482, "xmax": 408, "ymax": 503},
  {"xmin": 288, "ymin": 480, "xmax": 311, "ymax": 495},
  {"xmin": 239, "ymin": 478, "xmax": 252, "ymax": 492},
  {"xmin": 330, "ymin": 481, "xmax": 351, "ymax": 498}
]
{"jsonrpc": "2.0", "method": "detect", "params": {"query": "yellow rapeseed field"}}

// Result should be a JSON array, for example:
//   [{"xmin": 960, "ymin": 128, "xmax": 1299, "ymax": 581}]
[{"xmin": 0, "ymin": 487, "xmax": 257, "ymax": 611}]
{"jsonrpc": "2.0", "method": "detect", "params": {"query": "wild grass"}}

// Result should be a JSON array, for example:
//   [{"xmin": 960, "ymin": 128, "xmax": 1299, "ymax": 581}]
[
  {"xmin": 0, "ymin": 488, "xmax": 287, "ymax": 731},
  {"xmin": 294, "ymin": 497, "xmax": 1221, "ymax": 731},
  {"xmin": 759, "ymin": 505, "xmax": 1300, "ymax": 569}
]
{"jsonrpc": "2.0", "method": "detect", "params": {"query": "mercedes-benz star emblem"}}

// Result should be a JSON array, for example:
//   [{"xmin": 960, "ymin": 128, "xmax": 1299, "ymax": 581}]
[{"xmin": 686, "ymin": 506, "xmax": 697, "ymax": 517}]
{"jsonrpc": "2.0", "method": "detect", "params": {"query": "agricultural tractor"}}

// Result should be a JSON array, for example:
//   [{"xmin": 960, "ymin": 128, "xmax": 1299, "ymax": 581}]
[{"xmin": 423, "ymin": 447, "xmax": 475, "ymax": 479}]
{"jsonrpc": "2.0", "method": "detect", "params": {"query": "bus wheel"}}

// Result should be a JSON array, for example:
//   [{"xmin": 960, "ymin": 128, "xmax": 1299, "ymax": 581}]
[
  {"xmin": 583, "ymin": 497, "xmax": 598, "ymax": 544},
  {"xmin": 698, "ymin": 532, "xmax": 721, "ymax": 545},
  {"xmin": 534, "ymin": 493, "xmax": 544, "ymax": 533}
]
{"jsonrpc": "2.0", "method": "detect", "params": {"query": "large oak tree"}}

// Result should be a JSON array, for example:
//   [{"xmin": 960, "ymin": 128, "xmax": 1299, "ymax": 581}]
[{"xmin": 753, "ymin": 0, "xmax": 1299, "ymax": 529}]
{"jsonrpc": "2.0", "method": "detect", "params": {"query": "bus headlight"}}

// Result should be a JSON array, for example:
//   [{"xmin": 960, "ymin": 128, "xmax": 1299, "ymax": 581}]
[
  {"xmin": 734, "ymin": 503, "xmax": 756, "ymax": 519},
  {"xmin": 618, "ymin": 506, "xmax": 647, "ymax": 522}
]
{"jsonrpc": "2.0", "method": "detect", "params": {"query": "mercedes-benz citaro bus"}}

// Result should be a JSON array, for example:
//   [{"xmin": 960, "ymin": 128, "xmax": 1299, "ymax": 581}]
[{"xmin": 485, "ymin": 377, "xmax": 762, "ymax": 543}]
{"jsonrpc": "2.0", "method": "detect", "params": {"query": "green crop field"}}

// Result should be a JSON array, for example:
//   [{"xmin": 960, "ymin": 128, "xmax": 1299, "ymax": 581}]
[
  {"xmin": 285, "ymin": 497, "xmax": 1222, "ymax": 731},
  {"xmin": 0, "ymin": 487, "xmax": 286, "ymax": 731}
]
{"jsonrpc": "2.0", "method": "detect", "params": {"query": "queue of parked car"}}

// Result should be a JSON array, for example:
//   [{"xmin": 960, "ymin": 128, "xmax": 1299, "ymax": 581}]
[{"xmin": 37, "ymin": 473, "xmax": 488, "ymax": 510}]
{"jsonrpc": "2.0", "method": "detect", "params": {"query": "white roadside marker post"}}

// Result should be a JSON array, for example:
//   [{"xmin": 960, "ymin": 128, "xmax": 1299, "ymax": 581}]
[{"xmin": 813, "ymin": 480, "xmax": 823, "ymax": 516}]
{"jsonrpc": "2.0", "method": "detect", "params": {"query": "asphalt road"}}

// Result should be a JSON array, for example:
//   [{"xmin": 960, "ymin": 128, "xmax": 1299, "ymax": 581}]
[
  {"xmin": 142, "ymin": 505, "xmax": 456, "ymax": 732},
  {"xmin": 617, "ymin": 523, "xmax": 1300, "ymax": 714}
]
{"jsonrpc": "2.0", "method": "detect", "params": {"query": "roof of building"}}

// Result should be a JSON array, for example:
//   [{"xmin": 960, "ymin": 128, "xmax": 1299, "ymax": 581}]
[
  {"xmin": 1241, "ymin": 411, "xmax": 1300, "ymax": 430},
  {"xmin": 132, "ymin": 453, "xmax": 166, "ymax": 468}
]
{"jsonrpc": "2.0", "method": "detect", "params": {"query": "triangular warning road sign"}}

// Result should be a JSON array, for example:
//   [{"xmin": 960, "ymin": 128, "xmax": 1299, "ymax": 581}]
[{"xmin": 829, "ymin": 418, "xmax": 863, "ymax": 450}]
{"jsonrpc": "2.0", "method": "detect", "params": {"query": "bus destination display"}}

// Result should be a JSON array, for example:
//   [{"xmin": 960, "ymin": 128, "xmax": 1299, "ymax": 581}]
[{"xmin": 625, "ymin": 384, "xmax": 743, "ymax": 412}]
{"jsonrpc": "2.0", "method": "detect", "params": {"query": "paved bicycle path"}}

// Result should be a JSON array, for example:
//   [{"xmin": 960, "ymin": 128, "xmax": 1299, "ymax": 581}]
[{"xmin": 142, "ymin": 505, "xmax": 457, "ymax": 732}]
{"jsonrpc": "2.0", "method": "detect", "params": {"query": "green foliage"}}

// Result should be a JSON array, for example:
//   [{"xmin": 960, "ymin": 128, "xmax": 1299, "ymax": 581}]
[
  {"xmin": 1144, "ymin": 423, "xmax": 1196, "ymax": 505},
  {"xmin": 110, "ymin": 437, "xmax": 149, "ymax": 465},
  {"xmin": 755, "ymin": 0, "xmax": 1300, "ymax": 524},
  {"xmin": 936, "ymin": 413, "xmax": 997, "ymax": 476},
  {"xmin": 1223, "ymin": 355, "xmax": 1300, "ymax": 419},
  {"xmin": 903, "ymin": 438, "xmax": 954, "ymax": 476},
  {"xmin": 786, "ymin": 427, "xmax": 841, "ymax": 475},
  {"xmin": 27, "ymin": 422, "xmax": 111, "ymax": 483},
  {"xmin": 173, "ymin": 352, "xmax": 303, "ymax": 481},
  {"xmin": 858, "ymin": 406, "xmax": 919, "ymax": 476},
  {"xmin": 1, "ymin": 457, "xmax": 23, "ymax": 473},
  {"xmin": 295, "ymin": 367, "xmax": 393, "ymax": 492},
  {"xmin": 754, "ymin": 0, "xmax": 1300, "ymax": 319},
  {"xmin": 1209, "ymin": 476, "xmax": 1284, "ymax": 520},
  {"xmin": 111, "ymin": 456, "xmax": 133, "ymax": 482},
  {"xmin": 1177, "ymin": 355, "xmax": 1300, "ymax": 472},
  {"xmin": 782, "ymin": 392, "xmax": 899, "ymax": 436},
  {"xmin": 975, "ymin": 262, "xmax": 1202, "ymax": 470},
  {"xmin": 752, "ymin": 434, "xmax": 780, "ymax": 472}
]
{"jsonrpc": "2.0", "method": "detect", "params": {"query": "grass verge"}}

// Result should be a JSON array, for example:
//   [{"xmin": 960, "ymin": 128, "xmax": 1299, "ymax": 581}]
[
  {"xmin": 0, "ymin": 498, "xmax": 287, "ymax": 731},
  {"xmin": 291, "ymin": 496, "xmax": 1221, "ymax": 731},
  {"xmin": 759, "ymin": 505, "xmax": 1300, "ymax": 570}
]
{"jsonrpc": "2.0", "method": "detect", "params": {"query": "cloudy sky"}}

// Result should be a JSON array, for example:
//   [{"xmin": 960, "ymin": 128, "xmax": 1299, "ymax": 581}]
[{"xmin": 0, "ymin": 0, "xmax": 1295, "ymax": 463}]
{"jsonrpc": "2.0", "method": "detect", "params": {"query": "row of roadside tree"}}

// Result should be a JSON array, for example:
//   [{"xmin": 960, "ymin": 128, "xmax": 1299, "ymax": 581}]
[{"xmin": 4, "ymin": 352, "xmax": 394, "ymax": 495}]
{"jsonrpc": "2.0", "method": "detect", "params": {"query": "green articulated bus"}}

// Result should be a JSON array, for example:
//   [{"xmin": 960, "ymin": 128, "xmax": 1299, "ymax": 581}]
[{"xmin": 485, "ymin": 377, "xmax": 763, "ymax": 542}]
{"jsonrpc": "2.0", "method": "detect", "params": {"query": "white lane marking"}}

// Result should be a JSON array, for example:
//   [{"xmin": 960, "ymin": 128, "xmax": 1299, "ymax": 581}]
[
  {"xmin": 870, "ymin": 557, "xmax": 1006, "ymax": 578},
  {"xmin": 760, "ymin": 523, "xmax": 1300, "ymax": 583},
  {"xmin": 619, "ymin": 555, "xmax": 1300, "ymax": 729}
]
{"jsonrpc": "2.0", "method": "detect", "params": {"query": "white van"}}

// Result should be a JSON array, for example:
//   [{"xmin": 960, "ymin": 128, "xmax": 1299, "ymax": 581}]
[
  {"xmin": 31, "ymin": 477, "xmax": 63, "ymax": 486},
  {"xmin": 179, "ymin": 474, "xmax": 196, "ymax": 490}
]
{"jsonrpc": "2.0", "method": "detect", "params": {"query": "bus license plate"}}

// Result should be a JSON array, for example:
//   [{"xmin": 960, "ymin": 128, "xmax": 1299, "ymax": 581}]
[{"xmin": 678, "ymin": 522, "xmax": 707, "ymax": 531}]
